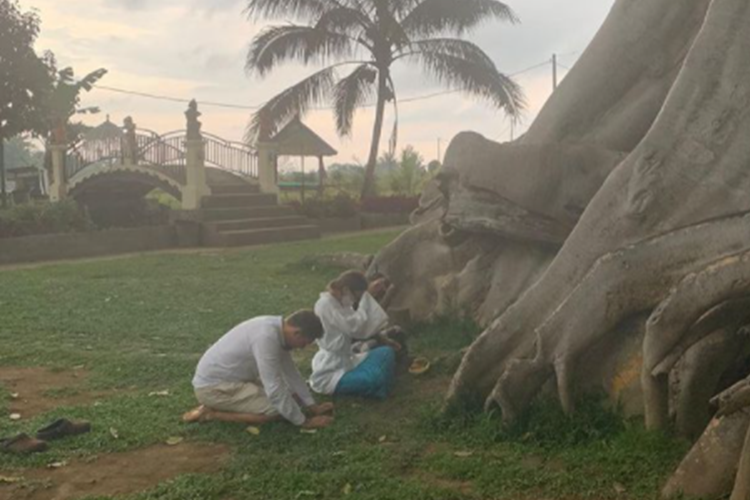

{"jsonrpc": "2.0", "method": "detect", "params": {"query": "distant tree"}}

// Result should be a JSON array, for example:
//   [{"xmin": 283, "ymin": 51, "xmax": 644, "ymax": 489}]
[
  {"xmin": 389, "ymin": 145, "xmax": 426, "ymax": 196},
  {"xmin": 3, "ymin": 136, "xmax": 43, "ymax": 171},
  {"xmin": 244, "ymin": 0, "xmax": 524, "ymax": 199},
  {"xmin": 376, "ymin": 151, "xmax": 399, "ymax": 175},
  {"xmin": 44, "ymin": 60, "xmax": 107, "ymax": 146},
  {"xmin": 0, "ymin": 0, "xmax": 54, "ymax": 207},
  {"xmin": 328, "ymin": 162, "xmax": 365, "ymax": 194},
  {"xmin": 34, "ymin": 60, "xmax": 106, "ymax": 185}
]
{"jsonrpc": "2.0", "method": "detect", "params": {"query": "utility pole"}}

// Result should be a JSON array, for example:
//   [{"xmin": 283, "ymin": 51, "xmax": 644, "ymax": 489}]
[
  {"xmin": 552, "ymin": 53, "xmax": 558, "ymax": 91},
  {"xmin": 437, "ymin": 137, "xmax": 442, "ymax": 162}
]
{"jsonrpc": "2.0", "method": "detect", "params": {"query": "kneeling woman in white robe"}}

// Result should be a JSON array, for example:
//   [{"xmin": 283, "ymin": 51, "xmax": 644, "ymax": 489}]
[{"xmin": 310, "ymin": 271, "xmax": 396, "ymax": 399}]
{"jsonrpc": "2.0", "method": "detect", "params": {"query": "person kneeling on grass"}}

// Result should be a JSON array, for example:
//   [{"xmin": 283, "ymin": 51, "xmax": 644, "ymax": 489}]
[
  {"xmin": 309, "ymin": 271, "xmax": 403, "ymax": 400},
  {"xmin": 183, "ymin": 310, "xmax": 334, "ymax": 430}
]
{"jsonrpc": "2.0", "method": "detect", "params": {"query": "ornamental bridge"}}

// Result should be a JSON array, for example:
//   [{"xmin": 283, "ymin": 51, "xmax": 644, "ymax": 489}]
[
  {"xmin": 55, "ymin": 116, "xmax": 263, "ymax": 209},
  {"xmin": 46, "ymin": 102, "xmax": 337, "ymax": 246}
]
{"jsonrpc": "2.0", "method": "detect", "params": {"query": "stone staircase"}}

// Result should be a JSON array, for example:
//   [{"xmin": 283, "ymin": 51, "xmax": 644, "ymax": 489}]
[{"xmin": 200, "ymin": 183, "xmax": 320, "ymax": 247}]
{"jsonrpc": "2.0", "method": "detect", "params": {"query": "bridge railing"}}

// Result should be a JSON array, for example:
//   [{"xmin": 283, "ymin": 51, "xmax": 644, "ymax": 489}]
[
  {"xmin": 65, "ymin": 128, "xmax": 258, "ymax": 184},
  {"xmin": 203, "ymin": 132, "xmax": 258, "ymax": 178},
  {"xmin": 135, "ymin": 129, "xmax": 187, "ymax": 183},
  {"xmin": 65, "ymin": 137, "xmax": 124, "ymax": 180}
]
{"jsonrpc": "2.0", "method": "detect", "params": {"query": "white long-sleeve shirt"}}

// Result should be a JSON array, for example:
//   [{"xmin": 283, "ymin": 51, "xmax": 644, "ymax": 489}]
[
  {"xmin": 310, "ymin": 292, "xmax": 389, "ymax": 395},
  {"xmin": 192, "ymin": 316, "xmax": 314, "ymax": 425}
]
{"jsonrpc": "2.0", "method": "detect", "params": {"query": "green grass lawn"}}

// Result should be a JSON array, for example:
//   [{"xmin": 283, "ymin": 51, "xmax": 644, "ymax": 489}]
[{"xmin": 0, "ymin": 231, "xmax": 688, "ymax": 500}]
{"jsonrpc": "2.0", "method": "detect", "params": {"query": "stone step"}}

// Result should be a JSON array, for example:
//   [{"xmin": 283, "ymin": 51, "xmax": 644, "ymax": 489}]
[
  {"xmin": 202, "ymin": 205, "xmax": 296, "ymax": 222},
  {"xmin": 208, "ymin": 183, "xmax": 260, "ymax": 195},
  {"xmin": 202, "ymin": 193, "xmax": 277, "ymax": 209},
  {"xmin": 209, "ymin": 216, "xmax": 310, "ymax": 232},
  {"xmin": 205, "ymin": 225, "xmax": 321, "ymax": 247}
]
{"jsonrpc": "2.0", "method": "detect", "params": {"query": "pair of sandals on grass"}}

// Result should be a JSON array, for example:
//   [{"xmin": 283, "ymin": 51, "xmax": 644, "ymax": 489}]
[{"xmin": 1, "ymin": 418, "xmax": 91, "ymax": 454}]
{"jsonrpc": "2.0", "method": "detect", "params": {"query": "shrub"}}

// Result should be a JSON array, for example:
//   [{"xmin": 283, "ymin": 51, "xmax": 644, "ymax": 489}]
[
  {"xmin": 289, "ymin": 193, "xmax": 359, "ymax": 219},
  {"xmin": 360, "ymin": 195, "xmax": 419, "ymax": 214},
  {"xmin": 84, "ymin": 198, "xmax": 170, "ymax": 228},
  {"xmin": 0, "ymin": 200, "xmax": 95, "ymax": 238}
]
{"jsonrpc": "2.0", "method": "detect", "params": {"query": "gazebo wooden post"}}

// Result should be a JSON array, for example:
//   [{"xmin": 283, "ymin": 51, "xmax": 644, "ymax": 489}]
[
  {"xmin": 300, "ymin": 155, "xmax": 305, "ymax": 202},
  {"xmin": 317, "ymin": 156, "xmax": 325, "ymax": 197}
]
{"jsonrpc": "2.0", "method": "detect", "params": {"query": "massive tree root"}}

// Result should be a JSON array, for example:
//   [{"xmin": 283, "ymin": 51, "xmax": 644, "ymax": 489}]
[
  {"xmin": 448, "ymin": 0, "xmax": 750, "ymax": 409},
  {"xmin": 372, "ymin": 0, "xmax": 750, "ymax": 495},
  {"xmin": 486, "ymin": 215, "xmax": 750, "ymax": 421},
  {"xmin": 371, "ymin": 0, "xmax": 713, "ymax": 331},
  {"xmin": 665, "ymin": 376, "xmax": 750, "ymax": 499},
  {"xmin": 663, "ymin": 408, "xmax": 750, "ymax": 499},
  {"xmin": 439, "ymin": 0, "xmax": 750, "ymax": 496},
  {"xmin": 671, "ymin": 328, "xmax": 750, "ymax": 439},
  {"xmin": 643, "ymin": 250, "xmax": 750, "ymax": 431}
]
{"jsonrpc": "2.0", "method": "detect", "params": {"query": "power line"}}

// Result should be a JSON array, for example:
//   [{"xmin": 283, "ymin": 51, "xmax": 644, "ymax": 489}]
[
  {"xmin": 509, "ymin": 60, "xmax": 552, "ymax": 77},
  {"xmin": 91, "ymin": 55, "xmax": 565, "ymax": 111},
  {"xmin": 94, "ymin": 85, "xmax": 261, "ymax": 110},
  {"xmin": 557, "ymin": 50, "xmax": 580, "ymax": 60}
]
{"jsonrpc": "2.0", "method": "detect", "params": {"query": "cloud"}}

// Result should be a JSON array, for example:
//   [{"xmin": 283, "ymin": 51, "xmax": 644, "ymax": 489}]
[
  {"xmin": 103, "ymin": 0, "xmax": 150, "ymax": 10},
  {"xmin": 204, "ymin": 51, "xmax": 243, "ymax": 71},
  {"xmin": 188, "ymin": 0, "xmax": 245, "ymax": 18},
  {"xmin": 25, "ymin": 0, "xmax": 616, "ymax": 163}
]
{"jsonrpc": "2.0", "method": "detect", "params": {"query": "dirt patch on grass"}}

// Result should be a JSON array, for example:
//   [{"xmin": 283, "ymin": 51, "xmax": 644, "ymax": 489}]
[
  {"xmin": 0, "ymin": 442, "xmax": 229, "ymax": 500},
  {"xmin": 414, "ymin": 471, "xmax": 475, "ymax": 496},
  {"xmin": 0, "ymin": 367, "xmax": 117, "ymax": 419}
]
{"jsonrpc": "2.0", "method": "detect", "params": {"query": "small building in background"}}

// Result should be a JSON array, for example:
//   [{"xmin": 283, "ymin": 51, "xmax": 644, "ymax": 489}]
[{"xmin": 7, "ymin": 165, "xmax": 47, "ymax": 203}]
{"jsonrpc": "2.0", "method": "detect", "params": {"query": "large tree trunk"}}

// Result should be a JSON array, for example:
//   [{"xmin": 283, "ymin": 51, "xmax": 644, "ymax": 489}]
[
  {"xmin": 448, "ymin": 0, "xmax": 750, "ymax": 407},
  {"xmin": 371, "ymin": 0, "xmax": 750, "ymax": 497}
]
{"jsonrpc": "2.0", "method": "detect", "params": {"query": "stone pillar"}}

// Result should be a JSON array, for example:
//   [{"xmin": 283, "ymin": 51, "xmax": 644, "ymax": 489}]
[
  {"xmin": 257, "ymin": 141, "xmax": 278, "ymax": 194},
  {"xmin": 48, "ymin": 145, "xmax": 68, "ymax": 202},
  {"xmin": 183, "ymin": 139, "xmax": 208, "ymax": 210},
  {"xmin": 122, "ymin": 117, "xmax": 137, "ymax": 166}
]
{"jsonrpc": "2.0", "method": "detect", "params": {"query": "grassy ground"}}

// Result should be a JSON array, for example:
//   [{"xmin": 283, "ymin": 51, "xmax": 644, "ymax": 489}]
[{"xmin": 0, "ymin": 230, "xmax": 689, "ymax": 499}]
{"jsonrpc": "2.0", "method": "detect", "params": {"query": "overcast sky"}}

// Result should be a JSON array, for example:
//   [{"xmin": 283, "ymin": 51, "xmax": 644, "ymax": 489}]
[{"xmin": 21, "ymin": 0, "xmax": 616, "ymax": 167}]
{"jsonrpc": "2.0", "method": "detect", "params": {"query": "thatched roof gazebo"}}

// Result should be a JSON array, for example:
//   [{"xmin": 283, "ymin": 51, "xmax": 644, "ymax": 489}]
[
  {"xmin": 265, "ymin": 116, "xmax": 337, "ymax": 199},
  {"xmin": 84, "ymin": 116, "xmax": 122, "ymax": 142},
  {"xmin": 80, "ymin": 116, "xmax": 123, "ymax": 165}
]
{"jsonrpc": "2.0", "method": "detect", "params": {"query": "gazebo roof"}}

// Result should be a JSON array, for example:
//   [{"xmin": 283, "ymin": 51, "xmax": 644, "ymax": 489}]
[
  {"xmin": 84, "ymin": 116, "xmax": 121, "ymax": 141},
  {"xmin": 267, "ymin": 116, "xmax": 337, "ymax": 157}
]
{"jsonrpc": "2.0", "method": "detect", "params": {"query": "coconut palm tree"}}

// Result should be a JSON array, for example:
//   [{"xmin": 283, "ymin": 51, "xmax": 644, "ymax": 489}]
[{"xmin": 245, "ymin": 0, "xmax": 524, "ymax": 198}]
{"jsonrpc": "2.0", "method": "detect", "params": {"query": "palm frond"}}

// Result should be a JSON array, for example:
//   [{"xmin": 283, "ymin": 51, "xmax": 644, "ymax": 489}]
[
  {"xmin": 396, "ymin": 38, "xmax": 496, "ymax": 68},
  {"xmin": 77, "ymin": 68, "xmax": 108, "ymax": 91},
  {"xmin": 316, "ymin": 6, "xmax": 373, "ymax": 38},
  {"xmin": 401, "ymin": 0, "xmax": 517, "ymax": 37},
  {"xmin": 245, "ymin": 65, "xmax": 341, "ymax": 143},
  {"xmin": 406, "ymin": 50, "xmax": 525, "ymax": 118},
  {"xmin": 353, "ymin": 0, "xmax": 410, "ymax": 52},
  {"xmin": 333, "ymin": 63, "xmax": 377, "ymax": 136},
  {"xmin": 247, "ymin": 25, "xmax": 357, "ymax": 77},
  {"xmin": 245, "ymin": 0, "xmax": 335, "ymax": 22}
]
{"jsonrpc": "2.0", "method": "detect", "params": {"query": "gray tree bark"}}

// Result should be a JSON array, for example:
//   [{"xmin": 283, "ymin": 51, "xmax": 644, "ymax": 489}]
[{"xmin": 371, "ymin": 0, "xmax": 750, "ymax": 497}]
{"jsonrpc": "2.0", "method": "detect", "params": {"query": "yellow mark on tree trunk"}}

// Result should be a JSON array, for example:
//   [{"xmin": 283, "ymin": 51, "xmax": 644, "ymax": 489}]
[{"xmin": 612, "ymin": 353, "xmax": 643, "ymax": 397}]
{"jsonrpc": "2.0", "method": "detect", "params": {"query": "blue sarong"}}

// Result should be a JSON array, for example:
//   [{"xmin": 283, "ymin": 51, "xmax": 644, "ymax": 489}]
[{"xmin": 334, "ymin": 346, "xmax": 396, "ymax": 400}]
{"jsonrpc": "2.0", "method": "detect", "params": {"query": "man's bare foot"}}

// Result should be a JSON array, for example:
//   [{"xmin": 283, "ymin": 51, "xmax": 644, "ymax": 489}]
[
  {"xmin": 309, "ymin": 402, "xmax": 335, "ymax": 416},
  {"xmin": 182, "ymin": 405, "xmax": 211, "ymax": 423},
  {"xmin": 302, "ymin": 415, "xmax": 334, "ymax": 429}
]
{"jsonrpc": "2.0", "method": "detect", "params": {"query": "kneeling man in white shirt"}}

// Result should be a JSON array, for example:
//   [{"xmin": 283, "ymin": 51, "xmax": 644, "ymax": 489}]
[{"xmin": 184, "ymin": 310, "xmax": 334, "ymax": 429}]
